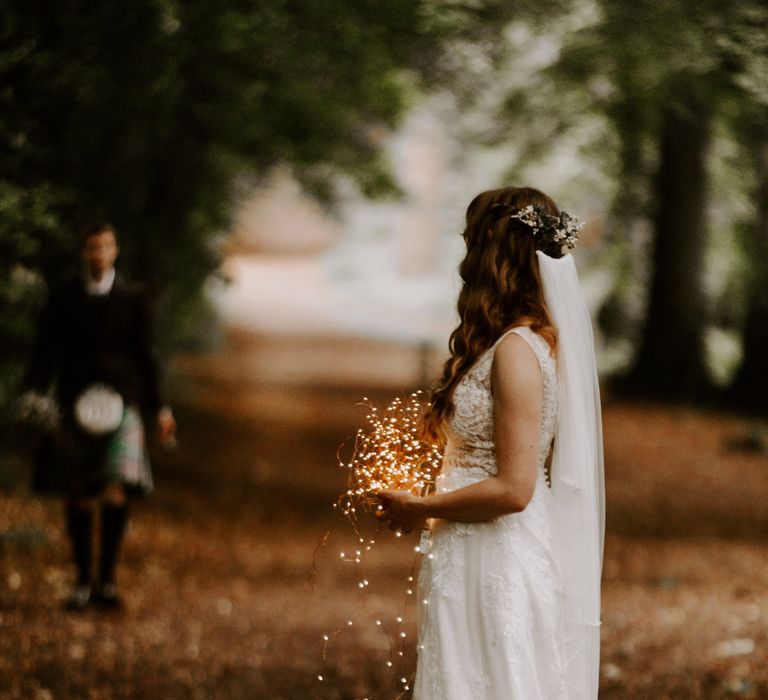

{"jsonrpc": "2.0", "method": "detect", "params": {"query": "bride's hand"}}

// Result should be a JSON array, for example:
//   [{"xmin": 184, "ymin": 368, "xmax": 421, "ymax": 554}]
[{"xmin": 376, "ymin": 490, "xmax": 428, "ymax": 533}]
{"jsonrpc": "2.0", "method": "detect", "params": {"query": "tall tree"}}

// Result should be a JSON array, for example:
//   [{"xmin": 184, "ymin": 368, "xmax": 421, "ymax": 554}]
[
  {"xmin": 628, "ymin": 83, "xmax": 712, "ymax": 397},
  {"xmin": 727, "ymin": 116, "xmax": 768, "ymax": 411},
  {"xmin": 547, "ymin": 0, "xmax": 768, "ymax": 399}
]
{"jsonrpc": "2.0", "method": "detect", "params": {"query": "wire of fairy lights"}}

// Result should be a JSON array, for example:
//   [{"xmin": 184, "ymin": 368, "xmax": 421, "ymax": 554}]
[
  {"xmin": 313, "ymin": 391, "xmax": 443, "ymax": 698},
  {"xmin": 337, "ymin": 391, "xmax": 443, "ymax": 515}
]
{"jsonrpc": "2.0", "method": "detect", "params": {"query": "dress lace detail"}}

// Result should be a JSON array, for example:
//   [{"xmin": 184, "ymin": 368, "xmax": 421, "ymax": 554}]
[{"xmin": 413, "ymin": 326, "xmax": 568, "ymax": 700}]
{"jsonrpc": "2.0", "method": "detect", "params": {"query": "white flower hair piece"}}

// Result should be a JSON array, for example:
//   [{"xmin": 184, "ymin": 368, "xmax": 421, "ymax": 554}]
[{"xmin": 510, "ymin": 204, "xmax": 584, "ymax": 249}]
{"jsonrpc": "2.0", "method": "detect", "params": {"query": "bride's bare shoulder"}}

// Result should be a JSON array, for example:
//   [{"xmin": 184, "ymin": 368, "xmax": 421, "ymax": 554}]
[{"xmin": 490, "ymin": 332, "xmax": 541, "ymax": 397}]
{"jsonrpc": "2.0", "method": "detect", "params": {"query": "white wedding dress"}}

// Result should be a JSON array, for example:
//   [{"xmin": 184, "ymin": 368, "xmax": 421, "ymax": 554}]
[{"xmin": 414, "ymin": 325, "xmax": 568, "ymax": 699}]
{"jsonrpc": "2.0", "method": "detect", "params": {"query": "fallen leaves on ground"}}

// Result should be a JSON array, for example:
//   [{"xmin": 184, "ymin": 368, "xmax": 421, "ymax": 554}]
[{"xmin": 1, "ymin": 335, "xmax": 767, "ymax": 699}]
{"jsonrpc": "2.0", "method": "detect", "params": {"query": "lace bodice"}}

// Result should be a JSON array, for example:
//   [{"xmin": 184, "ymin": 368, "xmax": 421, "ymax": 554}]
[{"xmin": 440, "ymin": 326, "xmax": 558, "ymax": 488}]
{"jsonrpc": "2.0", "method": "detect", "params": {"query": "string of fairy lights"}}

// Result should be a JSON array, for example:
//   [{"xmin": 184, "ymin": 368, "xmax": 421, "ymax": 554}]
[{"xmin": 315, "ymin": 392, "xmax": 442, "ymax": 698}]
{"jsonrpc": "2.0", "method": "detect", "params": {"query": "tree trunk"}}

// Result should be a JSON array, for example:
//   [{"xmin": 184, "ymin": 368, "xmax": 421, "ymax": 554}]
[
  {"xmin": 627, "ymin": 90, "xmax": 712, "ymax": 399},
  {"xmin": 726, "ymin": 130, "xmax": 768, "ymax": 412},
  {"xmin": 597, "ymin": 75, "xmax": 653, "ymax": 342}
]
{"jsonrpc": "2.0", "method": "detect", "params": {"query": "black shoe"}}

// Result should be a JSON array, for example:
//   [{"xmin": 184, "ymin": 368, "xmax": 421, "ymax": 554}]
[
  {"xmin": 92, "ymin": 582, "xmax": 123, "ymax": 609},
  {"xmin": 64, "ymin": 584, "xmax": 92, "ymax": 612}
]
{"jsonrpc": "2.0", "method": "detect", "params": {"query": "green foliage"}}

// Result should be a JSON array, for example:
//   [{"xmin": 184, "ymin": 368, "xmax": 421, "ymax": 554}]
[
  {"xmin": 0, "ymin": 0, "xmax": 502, "ymax": 414},
  {"xmin": 4, "ymin": 0, "xmax": 761, "ymax": 410},
  {"xmin": 458, "ymin": 0, "xmax": 766, "ymax": 397}
]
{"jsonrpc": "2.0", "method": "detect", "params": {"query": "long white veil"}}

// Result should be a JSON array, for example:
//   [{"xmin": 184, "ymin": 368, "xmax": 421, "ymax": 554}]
[{"xmin": 536, "ymin": 251, "xmax": 605, "ymax": 698}]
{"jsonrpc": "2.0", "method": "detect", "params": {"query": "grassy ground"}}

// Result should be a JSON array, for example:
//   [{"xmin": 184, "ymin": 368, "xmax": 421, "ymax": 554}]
[{"xmin": 1, "ymin": 331, "xmax": 767, "ymax": 699}]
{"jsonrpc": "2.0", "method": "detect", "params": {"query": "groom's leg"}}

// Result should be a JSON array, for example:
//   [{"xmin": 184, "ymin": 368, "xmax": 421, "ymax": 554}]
[
  {"xmin": 98, "ymin": 483, "xmax": 128, "ymax": 595},
  {"xmin": 64, "ymin": 495, "xmax": 94, "ymax": 610}
]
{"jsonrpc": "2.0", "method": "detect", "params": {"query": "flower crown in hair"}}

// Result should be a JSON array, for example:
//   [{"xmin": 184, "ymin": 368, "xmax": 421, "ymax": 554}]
[{"xmin": 509, "ymin": 204, "xmax": 583, "ymax": 249}]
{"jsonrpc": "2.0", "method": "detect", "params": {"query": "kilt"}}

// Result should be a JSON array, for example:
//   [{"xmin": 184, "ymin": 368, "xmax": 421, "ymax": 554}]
[{"xmin": 33, "ymin": 406, "xmax": 154, "ymax": 497}]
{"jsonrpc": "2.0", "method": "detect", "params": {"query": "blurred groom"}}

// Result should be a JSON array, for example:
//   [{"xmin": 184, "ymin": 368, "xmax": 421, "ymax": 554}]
[{"xmin": 23, "ymin": 222, "xmax": 176, "ymax": 610}]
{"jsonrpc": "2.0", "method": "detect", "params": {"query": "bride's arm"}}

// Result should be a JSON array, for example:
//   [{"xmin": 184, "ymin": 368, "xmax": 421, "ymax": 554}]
[{"xmin": 379, "ymin": 334, "xmax": 541, "ymax": 528}]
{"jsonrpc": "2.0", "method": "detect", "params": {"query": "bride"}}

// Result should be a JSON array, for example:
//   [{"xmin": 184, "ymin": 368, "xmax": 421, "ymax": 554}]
[{"xmin": 378, "ymin": 186, "xmax": 604, "ymax": 699}]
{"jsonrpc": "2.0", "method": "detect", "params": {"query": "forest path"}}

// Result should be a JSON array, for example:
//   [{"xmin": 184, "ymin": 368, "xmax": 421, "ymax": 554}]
[{"xmin": 2, "ymin": 329, "xmax": 768, "ymax": 699}]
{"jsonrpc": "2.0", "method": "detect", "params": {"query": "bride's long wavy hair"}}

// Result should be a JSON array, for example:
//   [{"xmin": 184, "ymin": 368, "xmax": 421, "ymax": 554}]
[{"xmin": 423, "ymin": 186, "xmax": 563, "ymax": 443}]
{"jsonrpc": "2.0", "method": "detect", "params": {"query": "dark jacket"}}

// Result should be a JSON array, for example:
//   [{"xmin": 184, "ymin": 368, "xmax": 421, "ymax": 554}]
[{"xmin": 25, "ymin": 273, "xmax": 164, "ymax": 416}]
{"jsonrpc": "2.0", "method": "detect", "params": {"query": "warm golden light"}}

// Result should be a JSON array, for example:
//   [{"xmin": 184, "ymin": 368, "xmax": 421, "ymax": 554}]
[
  {"xmin": 336, "ymin": 392, "xmax": 443, "ymax": 519},
  {"xmin": 317, "ymin": 392, "xmax": 442, "ymax": 697}
]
